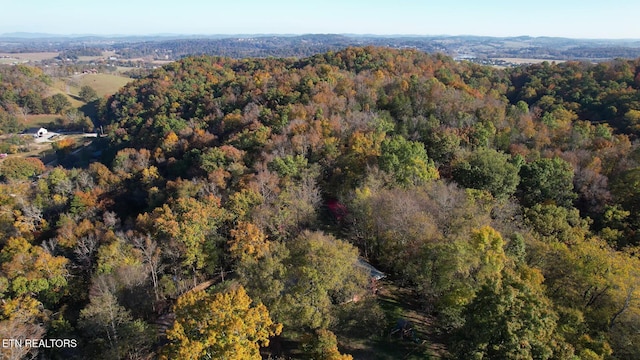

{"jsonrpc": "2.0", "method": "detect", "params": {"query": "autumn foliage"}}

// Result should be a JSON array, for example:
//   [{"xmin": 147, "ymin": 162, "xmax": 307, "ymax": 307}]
[
  {"xmin": 2, "ymin": 47, "xmax": 640, "ymax": 358},
  {"xmin": 162, "ymin": 285, "xmax": 281, "ymax": 360}
]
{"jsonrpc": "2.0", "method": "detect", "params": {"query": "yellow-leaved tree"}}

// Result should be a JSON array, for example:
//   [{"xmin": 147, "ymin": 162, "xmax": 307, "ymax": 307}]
[
  {"xmin": 161, "ymin": 285, "xmax": 282, "ymax": 360},
  {"xmin": 228, "ymin": 221, "xmax": 270, "ymax": 261}
]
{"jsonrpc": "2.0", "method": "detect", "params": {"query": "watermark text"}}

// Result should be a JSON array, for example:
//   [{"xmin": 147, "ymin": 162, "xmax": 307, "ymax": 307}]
[{"xmin": 1, "ymin": 338, "xmax": 77, "ymax": 349}]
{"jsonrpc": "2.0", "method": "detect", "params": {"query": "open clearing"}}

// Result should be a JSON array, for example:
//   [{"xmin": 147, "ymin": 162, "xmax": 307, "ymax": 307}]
[
  {"xmin": 495, "ymin": 57, "xmax": 566, "ymax": 64},
  {"xmin": 23, "ymin": 114, "xmax": 60, "ymax": 129},
  {"xmin": 0, "ymin": 52, "xmax": 59, "ymax": 64},
  {"xmin": 44, "ymin": 80, "xmax": 85, "ymax": 108},
  {"xmin": 0, "ymin": 132, "xmax": 88, "ymax": 162},
  {"xmin": 77, "ymin": 56, "xmax": 103, "ymax": 62},
  {"xmin": 69, "ymin": 73, "xmax": 132, "ymax": 97},
  {"xmin": 335, "ymin": 281, "xmax": 445, "ymax": 360}
]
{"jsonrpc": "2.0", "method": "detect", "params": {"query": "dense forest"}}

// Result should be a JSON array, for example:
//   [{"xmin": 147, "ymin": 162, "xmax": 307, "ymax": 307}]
[{"xmin": 2, "ymin": 46, "xmax": 640, "ymax": 359}]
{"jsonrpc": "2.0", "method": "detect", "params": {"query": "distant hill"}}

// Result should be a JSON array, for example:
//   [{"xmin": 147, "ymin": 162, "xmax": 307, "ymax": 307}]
[
  {"xmin": 1, "ymin": 33, "xmax": 640, "ymax": 60},
  {"xmin": 0, "ymin": 32, "xmax": 64, "ymax": 38},
  {"xmin": 110, "ymin": 34, "xmax": 640, "ymax": 61}
]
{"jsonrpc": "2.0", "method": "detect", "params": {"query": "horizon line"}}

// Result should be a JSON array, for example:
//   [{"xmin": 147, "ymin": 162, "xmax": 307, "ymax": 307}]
[{"xmin": 2, "ymin": 32, "xmax": 640, "ymax": 42}]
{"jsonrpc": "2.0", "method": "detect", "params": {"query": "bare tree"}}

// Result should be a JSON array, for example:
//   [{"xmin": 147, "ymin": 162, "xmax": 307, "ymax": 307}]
[
  {"xmin": 0, "ymin": 315, "xmax": 46, "ymax": 360},
  {"xmin": 133, "ymin": 235, "xmax": 162, "ymax": 301},
  {"xmin": 102, "ymin": 211, "xmax": 120, "ymax": 229},
  {"xmin": 19, "ymin": 203, "xmax": 43, "ymax": 232},
  {"xmin": 74, "ymin": 234, "xmax": 99, "ymax": 273},
  {"xmin": 41, "ymin": 238, "xmax": 58, "ymax": 255},
  {"xmin": 76, "ymin": 171, "xmax": 95, "ymax": 191},
  {"xmin": 16, "ymin": 105, "xmax": 30, "ymax": 120}
]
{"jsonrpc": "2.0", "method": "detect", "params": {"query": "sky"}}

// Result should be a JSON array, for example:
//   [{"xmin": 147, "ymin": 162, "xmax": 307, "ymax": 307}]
[{"xmin": 1, "ymin": 0, "xmax": 639, "ymax": 39}]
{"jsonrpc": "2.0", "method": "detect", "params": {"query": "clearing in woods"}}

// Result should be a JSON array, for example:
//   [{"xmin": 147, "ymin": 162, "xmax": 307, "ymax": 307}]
[
  {"xmin": 69, "ymin": 73, "xmax": 132, "ymax": 98},
  {"xmin": 335, "ymin": 281, "xmax": 446, "ymax": 360},
  {"xmin": 46, "ymin": 80, "xmax": 84, "ymax": 108},
  {"xmin": 22, "ymin": 114, "xmax": 61, "ymax": 129}
]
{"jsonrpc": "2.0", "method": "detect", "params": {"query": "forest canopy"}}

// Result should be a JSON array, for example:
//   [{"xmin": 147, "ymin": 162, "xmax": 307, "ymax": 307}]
[{"xmin": 2, "ymin": 46, "xmax": 640, "ymax": 359}]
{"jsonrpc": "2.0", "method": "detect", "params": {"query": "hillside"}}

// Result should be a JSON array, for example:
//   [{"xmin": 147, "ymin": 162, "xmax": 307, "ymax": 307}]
[
  {"xmin": 1, "ymin": 47, "xmax": 640, "ymax": 359},
  {"xmin": 69, "ymin": 73, "xmax": 132, "ymax": 98}
]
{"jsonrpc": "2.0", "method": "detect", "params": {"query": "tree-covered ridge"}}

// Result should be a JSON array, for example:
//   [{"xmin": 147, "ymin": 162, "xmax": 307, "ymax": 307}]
[
  {"xmin": 509, "ymin": 59, "xmax": 640, "ymax": 135},
  {"xmin": 1, "ymin": 47, "xmax": 640, "ymax": 359},
  {"xmin": 102, "ymin": 47, "xmax": 638, "ymax": 228}
]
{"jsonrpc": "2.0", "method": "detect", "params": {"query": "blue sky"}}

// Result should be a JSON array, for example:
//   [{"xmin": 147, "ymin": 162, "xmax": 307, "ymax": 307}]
[{"xmin": 2, "ymin": 0, "xmax": 639, "ymax": 39}]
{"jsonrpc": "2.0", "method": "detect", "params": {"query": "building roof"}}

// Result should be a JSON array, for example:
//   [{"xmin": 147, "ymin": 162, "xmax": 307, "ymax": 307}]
[{"xmin": 357, "ymin": 258, "xmax": 386, "ymax": 280}]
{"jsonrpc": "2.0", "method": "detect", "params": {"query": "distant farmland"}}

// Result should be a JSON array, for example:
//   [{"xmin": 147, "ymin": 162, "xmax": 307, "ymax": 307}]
[
  {"xmin": 0, "ymin": 52, "xmax": 59, "ymax": 64},
  {"xmin": 495, "ymin": 57, "xmax": 567, "ymax": 65}
]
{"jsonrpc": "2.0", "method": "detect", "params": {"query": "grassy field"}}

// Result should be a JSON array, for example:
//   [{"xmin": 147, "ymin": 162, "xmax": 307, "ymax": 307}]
[
  {"xmin": 69, "ymin": 73, "xmax": 132, "ymax": 97},
  {"xmin": 45, "ymin": 80, "xmax": 85, "ymax": 108},
  {"xmin": 0, "ymin": 52, "xmax": 59, "ymax": 64},
  {"xmin": 496, "ymin": 57, "xmax": 566, "ymax": 64},
  {"xmin": 14, "ymin": 73, "xmax": 131, "ymax": 137},
  {"xmin": 77, "ymin": 56, "xmax": 103, "ymax": 62},
  {"xmin": 22, "ymin": 114, "xmax": 60, "ymax": 129}
]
